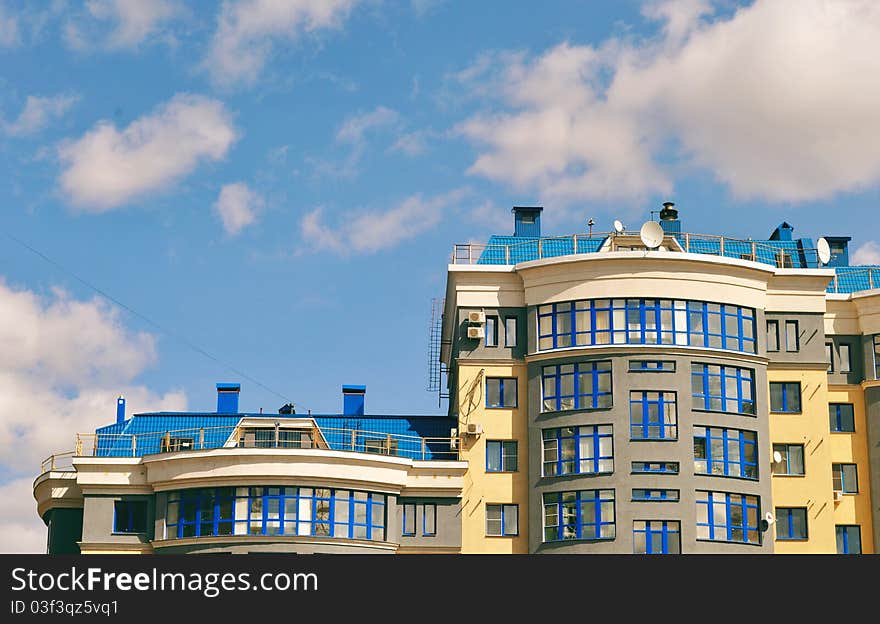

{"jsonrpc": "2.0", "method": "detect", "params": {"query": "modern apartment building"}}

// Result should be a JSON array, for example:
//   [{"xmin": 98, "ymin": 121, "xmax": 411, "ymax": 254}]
[{"xmin": 34, "ymin": 203, "xmax": 879, "ymax": 554}]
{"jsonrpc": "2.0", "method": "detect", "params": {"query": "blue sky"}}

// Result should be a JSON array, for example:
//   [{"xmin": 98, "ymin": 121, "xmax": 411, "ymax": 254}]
[{"xmin": 2, "ymin": 0, "xmax": 880, "ymax": 550}]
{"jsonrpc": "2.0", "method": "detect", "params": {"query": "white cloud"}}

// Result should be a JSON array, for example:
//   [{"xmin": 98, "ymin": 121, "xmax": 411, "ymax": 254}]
[
  {"xmin": 389, "ymin": 129, "xmax": 437, "ymax": 157},
  {"xmin": 336, "ymin": 106, "xmax": 399, "ymax": 144},
  {"xmin": 301, "ymin": 189, "xmax": 469, "ymax": 254},
  {"xmin": 57, "ymin": 93, "xmax": 237, "ymax": 212},
  {"xmin": 2, "ymin": 94, "xmax": 78, "ymax": 136},
  {"xmin": 214, "ymin": 182, "xmax": 263, "ymax": 236},
  {"xmin": 204, "ymin": 0, "xmax": 361, "ymax": 88},
  {"xmin": 456, "ymin": 0, "xmax": 880, "ymax": 204},
  {"xmin": 85, "ymin": 0, "xmax": 179, "ymax": 48},
  {"xmin": 0, "ymin": 279, "xmax": 187, "ymax": 553},
  {"xmin": 0, "ymin": 3, "xmax": 20, "ymax": 46},
  {"xmin": 851, "ymin": 241, "xmax": 880, "ymax": 265}
]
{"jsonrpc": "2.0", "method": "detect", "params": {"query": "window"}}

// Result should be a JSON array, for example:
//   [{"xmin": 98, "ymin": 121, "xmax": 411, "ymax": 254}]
[
  {"xmin": 829, "ymin": 404, "xmax": 855, "ymax": 433},
  {"xmin": 770, "ymin": 382, "xmax": 801, "ymax": 413},
  {"xmin": 785, "ymin": 320, "xmax": 799, "ymax": 352},
  {"xmin": 403, "ymin": 503, "xmax": 435, "ymax": 537},
  {"xmin": 486, "ymin": 377, "xmax": 517, "ymax": 408},
  {"xmin": 696, "ymin": 491, "xmax": 761, "ymax": 545},
  {"xmin": 631, "ymin": 461, "xmax": 679, "ymax": 474},
  {"xmin": 832, "ymin": 463, "xmax": 858, "ymax": 494},
  {"xmin": 826, "ymin": 342, "xmax": 834, "ymax": 372},
  {"xmin": 542, "ymin": 490, "xmax": 615, "ymax": 542},
  {"xmin": 772, "ymin": 444, "xmax": 804, "ymax": 476},
  {"xmin": 485, "ymin": 316, "xmax": 498, "ymax": 347},
  {"xmin": 536, "ymin": 298, "xmax": 756, "ymax": 354},
  {"xmin": 633, "ymin": 520, "xmax": 680, "ymax": 554},
  {"xmin": 542, "ymin": 425, "xmax": 612, "ymax": 477},
  {"xmin": 166, "ymin": 487, "xmax": 386, "ymax": 541},
  {"xmin": 629, "ymin": 360, "xmax": 675, "ymax": 372},
  {"xmin": 630, "ymin": 391, "xmax": 677, "ymax": 440},
  {"xmin": 113, "ymin": 500, "xmax": 148, "ymax": 534},
  {"xmin": 691, "ymin": 363, "xmax": 756, "ymax": 415},
  {"xmin": 632, "ymin": 489, "xmax": 679, "ymax": 501},
  {"xmin": 836, "ymin": 525, "xmax": 862, "ymax": 554},
  {"xmin": 694, "ymin": 426, "xmax": 758, "ymax": 480},
  {"xmin": 541, "ymin": 361, "xmax": 612, "ymax": 412},
  {"xmin": 486, "ymin": 504, "xmax": 518, "ymax": 536},
  {"xmin": 775, "ymin": 508, "xmax": 807, "ymax": 540},
  {"xmin": 874, "ymin": 335, "xmax": 880, "ymax": 380},
  {"xmin": 504, "ymin": 317, "xmax": 517, "ymax": 348},
  {"xmin": 838, "ymin": 344, "xmax": 852, "ymax": 373},
  {"xmin": 767, "ymin": 320, "xmax": 779, "ymax": 352},
  {"xmin": 364, "ymin": 437, "xmax": 399, "ymax": 455},
  {"xmin": 160, "ymin": 436, "xmax": 194, "ymax": 452},
  {"xmin": 486, "ymin": 440, "xmax": 518, "ymax": 472}
]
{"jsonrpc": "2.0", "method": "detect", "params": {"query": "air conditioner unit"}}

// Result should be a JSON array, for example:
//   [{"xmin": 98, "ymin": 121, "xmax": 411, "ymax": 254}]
[
  {"xmin": 449, "ymin": 428, "xmax": 458, "ymax": 449},
  {"xmin": 834, "ymin": 490, "xmax": 844, "ymax": 502},
  {"xmin": 467, "ymin": 326, "xmax": 485, "ymax": 339},
  {"xmin": 467, "ymin": 310, "xmax": 486, "ymax": 324},
  {"xmin": 466, "ymin": 423, "xmax": 483, "ymax": 435}
]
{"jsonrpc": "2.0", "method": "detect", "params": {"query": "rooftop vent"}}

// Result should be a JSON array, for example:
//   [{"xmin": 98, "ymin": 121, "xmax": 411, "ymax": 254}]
[
  {"xmin": 769, "ymin": 222, "xmax": 794, "ymax": 242},
  {"xmin": 658, "ymin": 201, "xmax": 680, "ymax": 234},
  {"xmin": 217, "ymin": 383, "xmax": 240, "ymax": 414},
  {"xmin": 116, "ymin": 395, "xmax": 126, "ymax": 424},
  {"xmin": 822, "ymin": 236, "xmax": 851, "ymax": 267},
  {"xmin": 342, "ymin": 385, "xmax": 366, "ymax": 416},
  {"xmin": 512, "ymin": 206, "xmax": 542, "ymax": 237}
]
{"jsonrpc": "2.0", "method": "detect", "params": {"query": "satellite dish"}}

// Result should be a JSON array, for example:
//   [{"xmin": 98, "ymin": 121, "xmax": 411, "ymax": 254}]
[
  {"xmin": 773, "ymin": 451, "xmax": 783, "ymax": 463},
  {"xmin": 613, "ymin": 220, "xmax": 625, "ymax": 234},
  {"xmin": 817, "ymin": 237, "xmax": 831, "ymax": 265},
  {"xmin": 639, "ymin": 221, "xmax": 664, "ymax": 249},
  {"xmin": 764, "ymin": 511, "xmax": 776, "ymax": 525}
]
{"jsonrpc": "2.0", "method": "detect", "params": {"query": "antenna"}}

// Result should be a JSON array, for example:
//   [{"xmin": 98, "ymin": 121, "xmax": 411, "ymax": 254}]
[
  {"xmin": 817, "ymin": 237, "xmax": 831, "ymax": 265},
  {"xmin": 764, "ymin": 511, "xmax": 775, "ymax": 525},
  {"xmin": 772, "ymin": 450, "xmax": 783, "ymax": 463},
  {"xmin": 639, "ymin": 221, "xmax": 664, "ymax": 249},
  {"xmin": 613, "ymin": 220, "xmax": 625, "ymax": 234}
]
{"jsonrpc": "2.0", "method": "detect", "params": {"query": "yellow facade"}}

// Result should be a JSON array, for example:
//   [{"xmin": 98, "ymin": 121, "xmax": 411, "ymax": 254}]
[
  {"xmin": 827, "ymin": 385, "xmax": 874, "ymax": 554},
  {"xmin": 456, "ymin": 362, "xmax": 529, "ymax": 553}
]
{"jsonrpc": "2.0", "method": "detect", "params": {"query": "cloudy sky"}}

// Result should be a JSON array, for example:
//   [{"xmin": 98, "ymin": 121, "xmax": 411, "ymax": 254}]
[{"xmin": 2, "ymin": 0, "xmax": 880, "ymax": 552}]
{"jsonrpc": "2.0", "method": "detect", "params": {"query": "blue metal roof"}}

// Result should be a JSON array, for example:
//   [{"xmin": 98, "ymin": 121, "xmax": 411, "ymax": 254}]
[{"xmin": 828, "ymin": 266, "xmax": 880, "ymax": 294}]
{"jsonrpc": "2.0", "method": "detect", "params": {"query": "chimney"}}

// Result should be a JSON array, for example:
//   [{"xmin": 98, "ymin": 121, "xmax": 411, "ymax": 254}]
[
  {"xmin": 342, "ymin": 385, "xmax": 366, "ymax": 416},
  {"xmin": 512, "ymin": 206, "xmax": 543, "ymax": 237},
  {"xmin": 822, "ymin": 236, "xmax": 851, "ymax": 267},
  {"xmin": 216, "ymin": 383, "xmax": 241, "ymax": 413},
  {"xmin": 659, "ymin": 201, "xmax": 680, "ymax": 234},
  {"xmin": 116, "ymin": 395, "xmax": 126, "ymax": 424},
  {"xmin": 769, "ymin": 222, "xmax": 794, "ymax": 241}
]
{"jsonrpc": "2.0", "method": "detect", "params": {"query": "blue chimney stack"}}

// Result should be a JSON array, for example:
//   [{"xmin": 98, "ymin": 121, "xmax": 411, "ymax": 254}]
[
  {"xmin": 217, "ymin": 383, "xmax": 241, "ymax": 413},
  {"xmin": 770, "ymin": 222, "xmax": 794, "ymax": 241},
  {"xmin": 512, "ymin": 206, "xmax": 542, "ymax": 237},
  {"xmin": 342, "ymin": 385, "xmax": 366, "ymax": 416},
  {"xmin": 823, "ymin": 236, "xmax": 851, "ymax": 267},
  {"xmin": 116, "ymin": 396, "xmax": 126, "ymax": 424}
]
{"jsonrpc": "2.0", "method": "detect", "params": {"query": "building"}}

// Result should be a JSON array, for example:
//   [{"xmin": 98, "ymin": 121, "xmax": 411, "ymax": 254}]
[
  {"xmin": 34, "ymin": 203, "xmax": 880, "ymax": 554},
  {"xmin": 440, "ymin": 204, "xmax": 878, "ymax": 554}
]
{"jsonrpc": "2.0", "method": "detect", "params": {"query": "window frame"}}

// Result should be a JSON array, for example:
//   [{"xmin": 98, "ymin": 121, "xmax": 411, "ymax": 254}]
[
  {"xmin": 838, "ymin": 343, "xmax": 852, "ymax": 373},
  {"xmin": 541, "ymin": 425, "xmax": 613, "ymax": 477},
  {"xmin": 628, "ymin": 360, "xmax": 676, "ymax": 372},
  {"xmin": 691, "ymin": 362, "xmax": 756, "ymax": 416},
  {"xmin": 631, "ymin": 461, "xmax": 679, "ymax": 475},
  {"xmin": 423, "ymin": 503, "xmax": 436, "ymax": 537},
  {"xmin": 542, "ymin": 489, "xmax": 616, "ymax": 543},
  {"xmin": 485, "ymin": 503, "xmax": 518, "ymax": 537},
  {"xmin": 504, "ymin": 317, "xmax": 517, "ymax": 348},
  {"xmin": 695, "ymin": 490, "xmax": 761, "ymax": 545},
  {"xmin": 485, "ymin": 315, "xmax": 498, "ymax": 347},
  {"xmin": 693, "ymin": 426, "xmax": 759, "ymax": 480},
  {"xmin": 633, "ymin": 520, "xmax": 681, "ymax": 554},
  {"xmin": 772, "ymin": 443, "xmax": 805, "ymax": 476},
  {"xmin": 770, "ymin": 382, "xmax": 802, "ymax": 413},
  {"xmin": 632, "ymin": 489, "xmax": 680, "ymax": 502},
  {"xmin": 775, "ymin": 507, "xmax": 808, "ymax": 541},
  {"xmin": 541, "ymin": 361, "xmax": 612, "ymax": 413},
  {"xmin": 402, "ymin": 503, "xmax": 417, "ymax": 536},
  {"xmin": 113, "ymin": 500, "xmax": 148, "ymax": 535},
  {"xmin": 766, "ymin": 320, "xmax": 780, "ymax": 352},
  {"xmin": 629, "ymin": 390, "xmax": 678, "ymax": 440},
  {"xmin": 829, "ymin": 403, "xmax": 856, "ymax": 433},
  {"xmin": 784, "ymin": 320, "xmax": 799, "ymax": 352},
  {"xmin": 485, "ymin": 377, "xmax": 518, "ymax": 409},
  {"xmin": 486, "ymin": 440, "xmax": 518, "ymax": 473},
  {"xmin": 832, "ymin": 463, "xmax": 859, "ymax": 494},
  {"xmin": 836, "ymin": 525, "xmax": 862, "ymax": 554}
]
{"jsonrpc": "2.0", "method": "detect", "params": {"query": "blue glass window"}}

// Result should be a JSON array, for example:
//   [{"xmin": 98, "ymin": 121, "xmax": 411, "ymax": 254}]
[
  {"xmin": 537, "ymin": 298, "xmax": 756, "ymax": 354},
  {"xmin": 485, "ymin": 316, "xmax": 498, "ymax": 347},
  {"xmin": 832, "ymin": 463, "xmax": 858, "ymax": 494},
  {"xmin": 775, "ymin": 508, "xmax": 807, "ymax": 540},
  {"xmin": 629, "ymin": 360, "xmax": 675, "ymax": 372},
  {"xmin": 836, "ymin": 525, "xmax": 862, "ymax": 554},
  {"xmin": 486, "ymin": 504, "xmax": 517, "ymax": 536},
  {"xmin": 691, "ymin": 363, "xmax": 756, "ymax": 415},
  {"xmin": 166, "ymin": 487, "xmax": 386, "ymax": 541},
  {"xmin": 542, "ymin": 425, "xmax": 613, "ymax": 477},
  {"xmin": 829, "ymin": 403, "xmax": 855, "ymax": 433},
  {"xmin": 631, "ymin": 461, "xmax": 679, "ymax": 474},
  {"xmin": 541, "ymin": 361, "xmax": 612, "ymax": 412},
  {"xmin": 113, "ymin": 500, "xmax": 148, "ymax": 534},
  {"xmin": 486, "ymin": 440, "xmax": 518, "ymax": 472},
  {"xmin": 770, "ymin": 382, "xmax": 801, "ymax": 413},
  {"xmin": 693, "ymin": 426, "xmax": 758, "ymax": 480},
  {"xmin": 696, "ymin": 490, "xmax": 761, "ymax": 545},
  {"xmin": 402, "ymin": 502, "xmax": 435, "ymax": 537},
  {"xmin": 543, "ymin": 490, "xmax": 615, "ymax": 542},
  {"xmin": 402, "ymin": 503, "xmax": 416, "ymax": 536},
  {"xmin": 486, "ymin": 377, "xmax": 517, "ymax": 408},
  {"xmin": 633, "ymin": 520, "xmax": 680, "ymax": 554},
  {"xmin": 630, "ymin": 391, "xmax": 677, "ymax": 440},
  {"xmin": 632, "ymin": 489, "xmax": 679, "ymax": 501}
]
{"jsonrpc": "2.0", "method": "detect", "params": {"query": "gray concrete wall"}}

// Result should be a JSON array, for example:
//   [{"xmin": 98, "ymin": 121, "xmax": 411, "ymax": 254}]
[
  {"xmin": 865, "ymin": 387, "xmax": 880, "ymax": 551},
  {"xmin": 81, "ymin": 494, "xmax": 154, "ymax": 546},
  {"xmin": 526, "ymin": 352, "xmax": 773, "ymax": 554},
  {"xmin": 454, "ymin": 307, "xmax": 527, "ymax": 362},
  {"xmin": 826, "ymin": 335, "xmax": 864, "ymax": 385},
  {"xmin": 764, "ymin": 312, "xmax": 826, "ymax": 366},
  {"xmin": 395, "ymin": 497, "xmax": 461, "ymax": 549}
]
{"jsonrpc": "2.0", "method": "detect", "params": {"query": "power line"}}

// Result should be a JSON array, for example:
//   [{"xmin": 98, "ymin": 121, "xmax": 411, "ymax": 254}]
[{"xmin": 4, "ymin": 230, "xmax": 301, "ymax": 410}]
